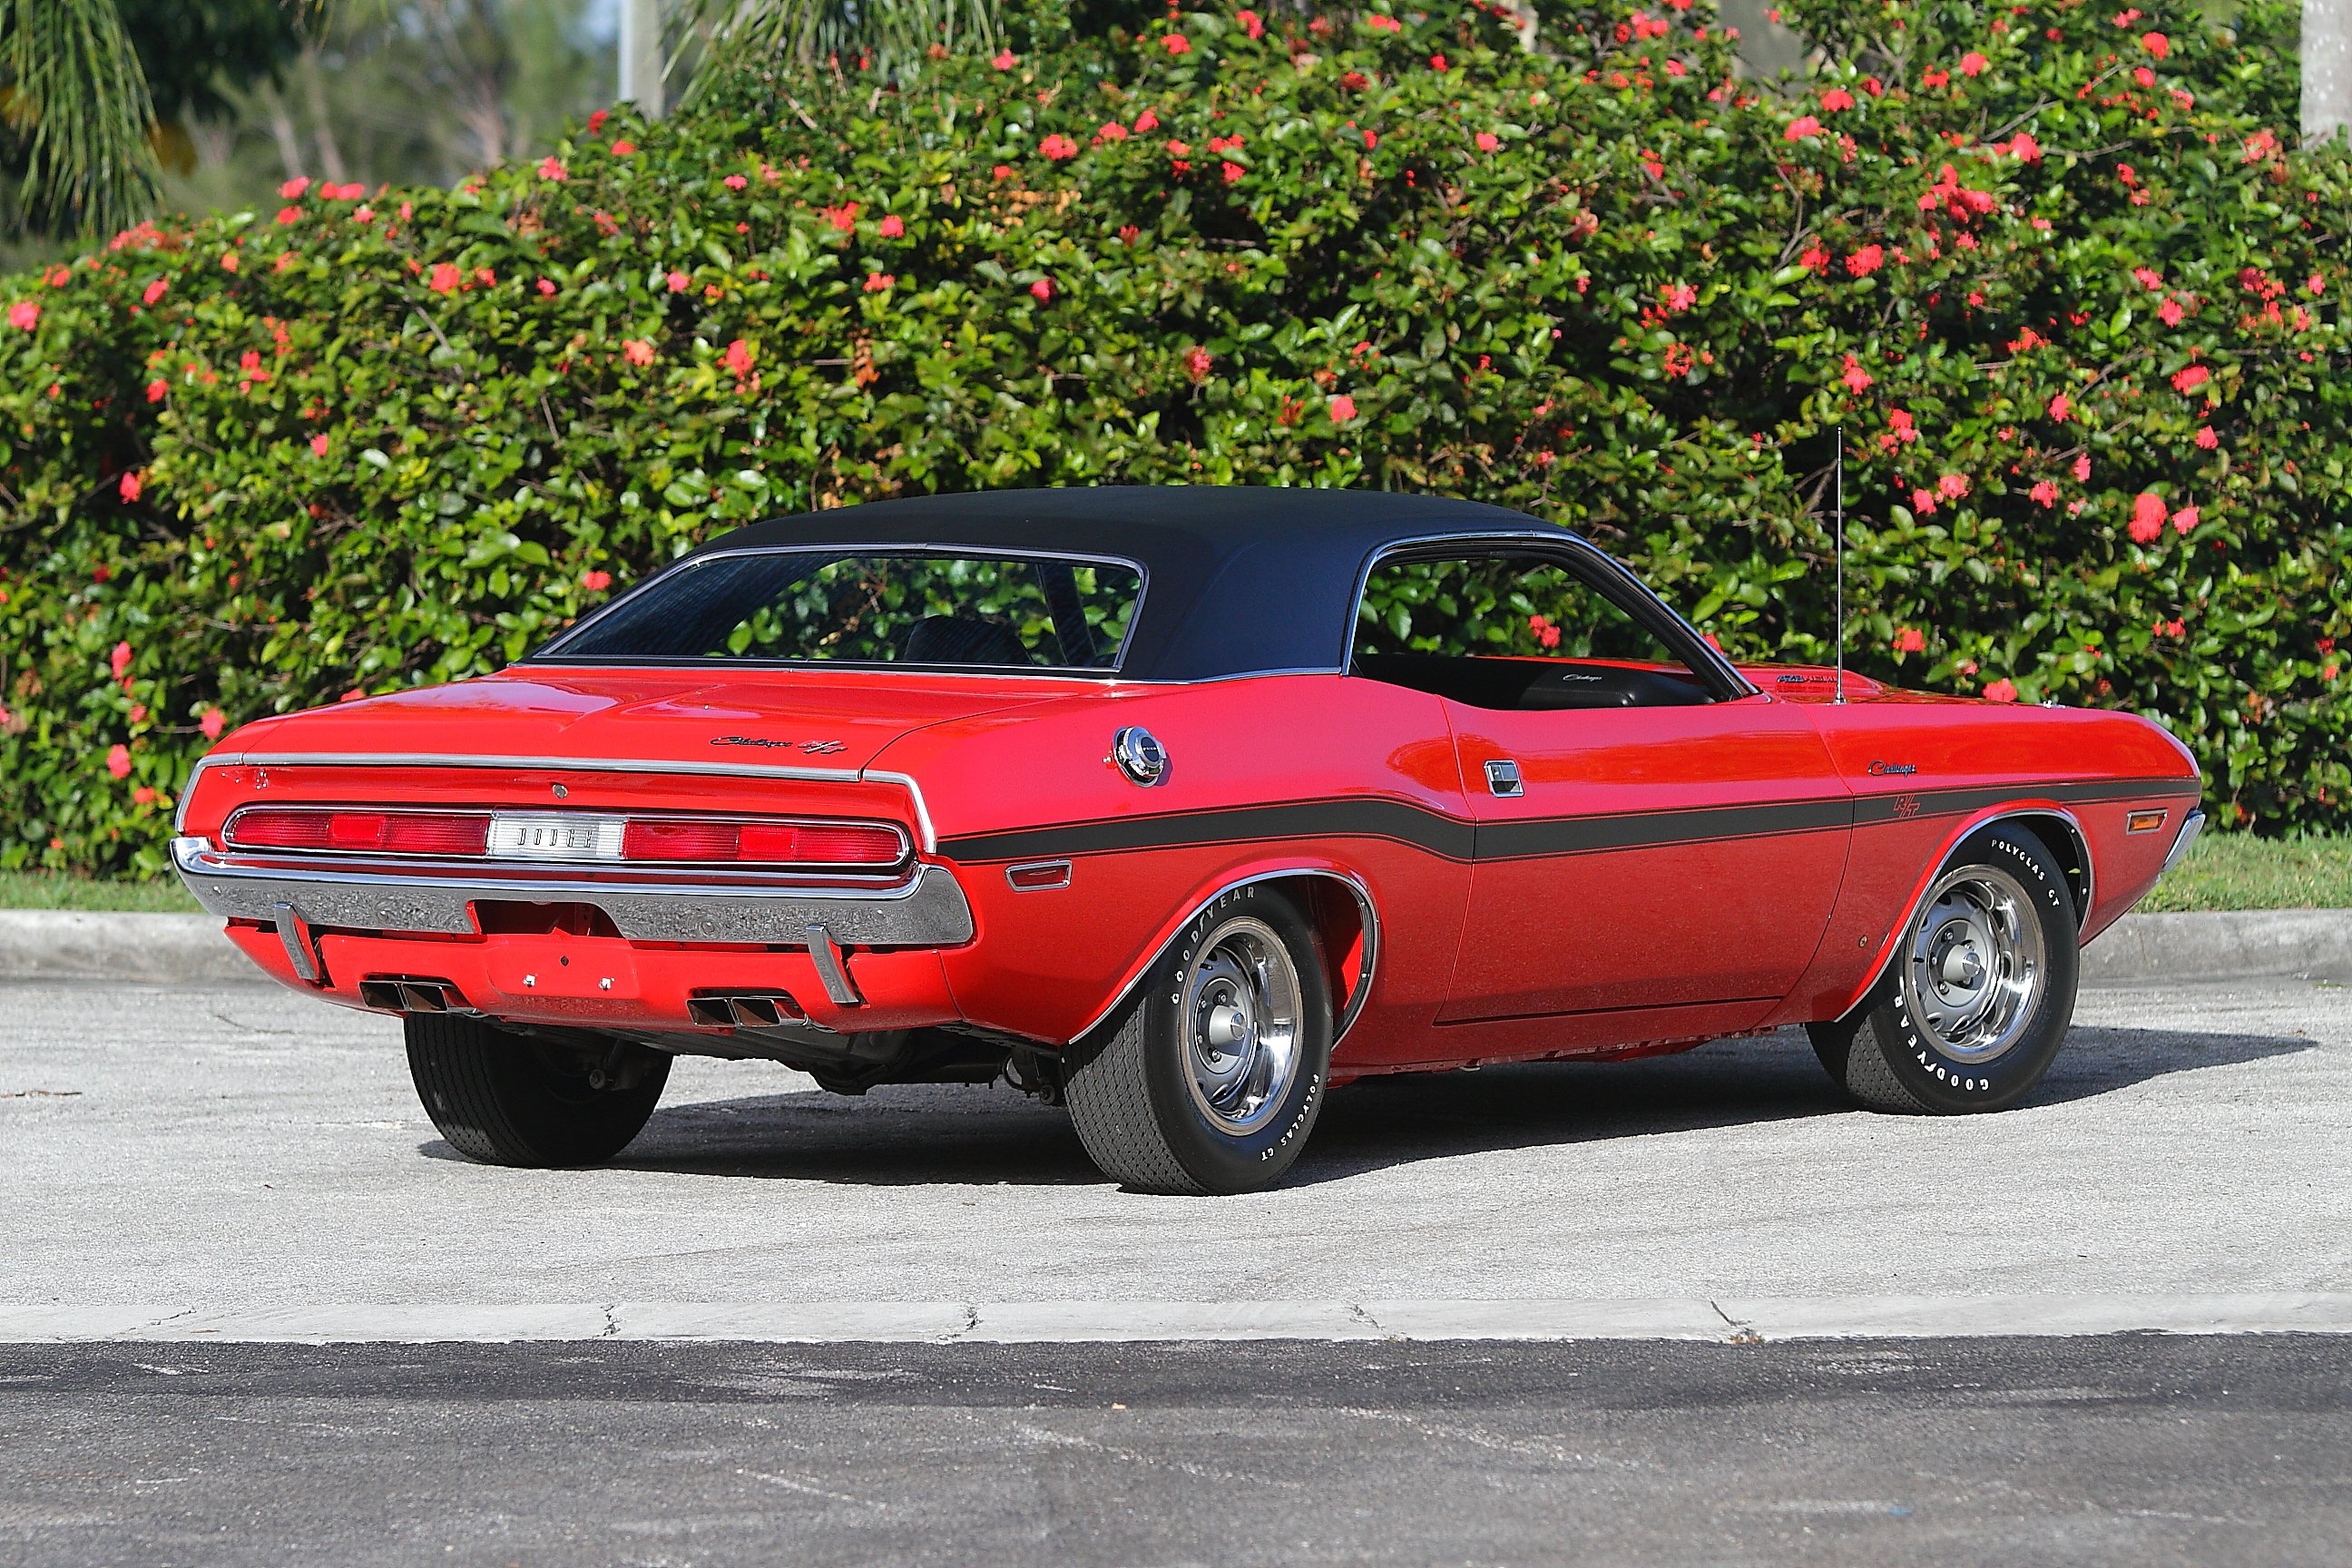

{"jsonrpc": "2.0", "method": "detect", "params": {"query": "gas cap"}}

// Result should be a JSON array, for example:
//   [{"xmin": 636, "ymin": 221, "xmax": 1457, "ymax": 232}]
[{"xmin": 1112, "ymin": 726, "xmax": 1168, "ymax": 786}]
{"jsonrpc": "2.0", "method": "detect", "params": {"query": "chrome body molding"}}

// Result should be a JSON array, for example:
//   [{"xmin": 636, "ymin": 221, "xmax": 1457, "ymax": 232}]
[
  {"xmin": 171, "ymin": 838, "xmax": 975, "ymax": 948},
  {"xmin": 1067, "ymin": 867, "xmax": 1382, "ymax": 1047},
  {"xmin": 2161, "ymin": 809, "xmax": 2207, "ymax": 876}
]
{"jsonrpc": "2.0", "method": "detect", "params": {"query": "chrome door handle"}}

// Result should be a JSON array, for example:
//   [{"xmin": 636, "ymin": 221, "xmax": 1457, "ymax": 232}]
[{"xmin": 1484, "ymin": 760, "xmax": 1524, "ymax": 798}]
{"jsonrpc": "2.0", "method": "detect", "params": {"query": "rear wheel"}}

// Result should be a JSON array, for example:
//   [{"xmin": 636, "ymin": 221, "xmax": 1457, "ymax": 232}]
[
  {"xmin": 1808, "ymin": 824, "xmax": 2080, "ymax": 1114},
  {"xmin": 1062, "ymin": 886, "xmax": 1332, "ymax": 1195},
  {"xmin": 406, "ymin": 1014, "xmax": 671, "ymax": 1167}
]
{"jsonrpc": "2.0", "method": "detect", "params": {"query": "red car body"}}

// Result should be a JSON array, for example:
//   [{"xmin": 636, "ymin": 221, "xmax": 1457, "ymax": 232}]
[{"xmin": 173, "ymin": 488, "xmax": 2203, "ymax": 1105}]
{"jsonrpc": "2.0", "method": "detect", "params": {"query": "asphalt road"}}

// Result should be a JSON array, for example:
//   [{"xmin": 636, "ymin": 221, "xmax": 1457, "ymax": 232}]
[
  {"xmin": 3, "ymin": 1336, "xmax": 2347, "ymax": 1568},
  {"xmin": 0, "ymin": 977, "xmax": 2346, "ymax": 1304}
]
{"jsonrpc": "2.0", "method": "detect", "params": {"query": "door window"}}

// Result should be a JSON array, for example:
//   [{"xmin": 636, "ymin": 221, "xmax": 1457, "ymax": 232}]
[{"xmin": 1351, "ymin": 553, "xmax": 1714, "ymax": 710}]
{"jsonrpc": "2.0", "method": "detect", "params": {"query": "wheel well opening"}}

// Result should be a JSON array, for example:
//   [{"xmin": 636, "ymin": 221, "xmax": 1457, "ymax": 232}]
[
  {"xmin": 1269, "ymin": 875, "xmax": 1374, "ymax": 1031},
  {"xmin": 2000, "ymin": 814, "xmax": 2092, "ymax": 921}
]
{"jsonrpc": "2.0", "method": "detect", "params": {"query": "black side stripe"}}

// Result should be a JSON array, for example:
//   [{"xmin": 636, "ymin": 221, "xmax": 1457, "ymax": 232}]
[{"xmin": 935, "ymin": 777, "xmax": 2202, "ymax": 867}]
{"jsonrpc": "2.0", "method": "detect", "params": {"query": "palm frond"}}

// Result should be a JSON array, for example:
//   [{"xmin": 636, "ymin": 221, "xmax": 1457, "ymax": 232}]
[
  {"xmin": 672, "ymin": 0, "xmax": 1004, "ymax": 98},
  {"xmin": 0, "ymin": 0, "xmax": 161, "ymax": 236}
]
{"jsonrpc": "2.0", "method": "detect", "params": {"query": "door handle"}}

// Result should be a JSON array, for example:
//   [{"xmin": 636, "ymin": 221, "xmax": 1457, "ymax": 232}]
[{"xmin": 1484, "ymin": 760, "xmax": 1524, "ymax": 798}]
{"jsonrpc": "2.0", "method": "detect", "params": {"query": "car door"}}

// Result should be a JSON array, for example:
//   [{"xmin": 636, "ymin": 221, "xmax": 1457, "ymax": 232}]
[{"xmin": 1350, "ymin": 544, "xmax": 1851, "ymax": 1024}]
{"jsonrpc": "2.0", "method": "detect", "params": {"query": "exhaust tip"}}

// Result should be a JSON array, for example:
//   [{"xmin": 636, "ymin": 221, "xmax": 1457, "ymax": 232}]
[
  {"xmin": 687, "ymin": 991, "xmax": 812, "ymax": 1031},
  {"xmin": 360, "ymin": 977, "xmax": 464, "ymax": 1014}
]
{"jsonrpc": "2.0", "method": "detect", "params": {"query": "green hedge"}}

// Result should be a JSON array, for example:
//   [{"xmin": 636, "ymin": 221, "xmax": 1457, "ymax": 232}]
[{"xmin": 3, "ymin": 0, "xmax": 2348, "ymax": 874}]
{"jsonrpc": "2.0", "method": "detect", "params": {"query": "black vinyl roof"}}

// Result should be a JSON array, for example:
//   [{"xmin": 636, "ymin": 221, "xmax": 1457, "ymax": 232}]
[{"xmin": 688, "ymin": 486, "xmax": 1564, "ymax": 682}]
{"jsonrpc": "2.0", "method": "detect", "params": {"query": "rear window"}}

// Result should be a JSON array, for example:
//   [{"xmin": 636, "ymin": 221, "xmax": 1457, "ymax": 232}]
[{"xmin": 535, "ymin": 550, "xmax": 1144, "ymax": 671}]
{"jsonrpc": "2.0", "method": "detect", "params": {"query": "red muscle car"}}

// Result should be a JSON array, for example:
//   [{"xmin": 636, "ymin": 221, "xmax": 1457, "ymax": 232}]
[{"xmin": 174, "ymin": 487, "xmax": 2205, "ymax": 1194}]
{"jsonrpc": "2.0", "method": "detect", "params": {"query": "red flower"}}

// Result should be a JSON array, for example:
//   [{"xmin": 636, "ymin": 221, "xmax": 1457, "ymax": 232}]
[
  {"xmin": 200, "ymin": 710, "xmax": 225, "ymax": 740},
  {"xmin": 1330, "ymin": 393, "xmax": 1358, "ymax": 421},
  {"xmin": 1221, "ymin": 161, "xmax": 1245, "ymax": 183},
  {"xmin": 1162, "ymin": 32, "xmax": 1191, "ymax": 53},
  {"xmin": 1887, "ymin": 408, "xmax": 1918, "ymax": 443},
  {"xmin": 1041, "ymin": 132, "xmax": 1080, "ymax": 161},
  {"xmin": 2030, "ymin": 479, "xmax": 2059, "ymax": 505},
  {"xmin": 1134, "ymin": 109, "xmax": 1160, "ymax": 132},
  {"xmin": 722, "ymin": 172, "xmax": 748, "ymax": 190},
  {"xmin": 2047, "ymin": 393, "xmax": 2071, "ymax": 421},
  {"xmin": 1784, "ymin": 114, "xmax": 1823, "ymax": 141},
  {"xmin": 132, "ymin": 786, "xmax": 156, "ymax": 807},
  {"xmin": 1912, "ymin": 488, "xmax": 1938, "ymax": 514},
  {"xmin": 2132, "ymin": 266, "xmax": 2162, "ymax": 289},
  {"xmin": 1982, "ymin": 679, "xmax": 2019, "ymax": 703},
  {"xmin": 2141, "ymin": 30, "xmax": 2169, "ymax": 57},
  {"xmin": 2158, "ymin": 298, "xmax": 2185, "ymax": 326},
  {"xmin": 2194, "ymin": 426, "xmax": 2219, "ymax": 449},
  {"xmin": 879, "ymin": 215, "xmax": 905, "ymax": 237},
  {"xmin": 7, "ymin": 300, "xmax": 37, "ymax": 330},
  {"xmin": 583, "ymin": 570, "xmax": 612, "ymax": 592},
  {"xmin": 993, "ymin": 49, "xmax": 1017, "ymax": 70},
  {"xmin": 622, "ymin": 338, "xmax": 655, "ymax": 367},
  {"xmin": 2171, "ymin": 505, "xmax": 2199, "ymax": 534},
  {"xmin": 427, "ymin": 262, "xmax": 460, "ymax": 294},
  {"xmin": 1839, "ymin": 353, "xmax": 1873, "ymax": 392},
  {"xmin": 106, "ymin": 745, "xmax": 132, "ymax": 780},
  {"xmin": 1819, "ymin": 87, "xmax": 1855, "ymax": 112},
  {"xmin": 539, "ymin": 156, "xmax": 566, "ymax": 181},
  {"xmin": 1959, "ymin": 52, "xmax": 1988, "ymax": 74},
  {"xmin": 118, "ymin": 472, "xmax": 142, "ymax": 503},
  {"xmin": 1367, "ymin": 14, "xmax": 1401, "ymax": 30},
  {"xmin": 1238, "ymin": 8, "xmax": 1263, "ymax": 38},
  {"xmin": 1846, "ymin": 243, "xmax": 1884, "ymax": 277},
  {"xmin": 279, "ymin": 177, "xmax": 309, "ymax": 199},
  {"xmin": 1185, "ymin": 346, "xmax": 1213, "ymax": 382},
  {"xmin": 2074, "ymin": 454, "xmax": 2092, "ymax": 482},
  {"xmin": 537, "ymin": 278, "xmax": 557, "ymax": 296},
  {"xmin": 863, "ymin": 272, "xmax": 895, "ymax": 292},
  {"xmin": 2008, "ymin": 132, "xmax": 2042, "ymax": 162},
  {"xmin": 2130, "ymin": 492, "xmax": 2166, "ymax": 542},
  {"xmin": 1475, "ymin": 131, "xmax": 1501, "ymax": 152},
  {"xmin": 1936, "ymin": 473, "xmax": 1969, "ymax": 499},
  {"xmin": 1893, "ymin": 627, "xmax": 1926, "ymax": 653},
  {"xmin": 309, "ymin": 434, "xmax": 329, "ymax": 456},
  {"xmin": 1030, "ymin": 278, "xmax": 1054, "ymax": 301},
  {"xmin": 111, "ymin": 642, "xmax": 133, "ymax": 679},
  {"xmin": 274, "ymin": 205, "xmax": 302, "ymax": 226},
  {"xmin": 2171, "ymin": 363, "xmax": 2210, "ymax": 394},
  {"xmin": 611, "ymin": 140, "xmax": 637, "ymax": 155},
  {"xmin": 142, "ymin": 279, "xmax": 167, "ymax": 305},
  {"xmin": 145, "ymin": 378, "xmax": 168, "ymax": 402},
  {"xmin": 1430, "ymin": 53, "xmax": 1448, "ymax": 70},
  {"xmin": 666, "ymin": 269, "xmax": 691, "ymax": 291}
]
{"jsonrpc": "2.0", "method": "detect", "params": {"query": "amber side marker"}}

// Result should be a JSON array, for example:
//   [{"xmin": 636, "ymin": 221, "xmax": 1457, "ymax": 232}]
[{"xmin": 2126, "ymin": 808, "xmax": 2170, "ymax": 834}]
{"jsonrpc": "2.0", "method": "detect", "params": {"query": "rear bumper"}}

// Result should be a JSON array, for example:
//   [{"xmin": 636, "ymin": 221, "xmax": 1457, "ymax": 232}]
[{"xmin": 170, "ymin": 837, "xmax": 975, "ymax": 948}]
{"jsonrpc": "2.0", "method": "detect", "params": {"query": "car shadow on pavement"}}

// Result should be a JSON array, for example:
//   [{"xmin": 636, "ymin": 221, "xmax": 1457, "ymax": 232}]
[{"xmin": 426, "ymin": 1018, "xmax": 2316, "ymax": 1189}]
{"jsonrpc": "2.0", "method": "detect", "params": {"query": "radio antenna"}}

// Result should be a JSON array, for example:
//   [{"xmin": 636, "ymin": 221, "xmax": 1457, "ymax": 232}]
[{"xmin": 1832, "ymin": 426, "xmax": 1846, "ymax": 704}]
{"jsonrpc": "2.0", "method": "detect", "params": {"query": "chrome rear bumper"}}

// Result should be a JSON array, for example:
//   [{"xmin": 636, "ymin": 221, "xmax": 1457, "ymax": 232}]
[
  {"xmin": 2160, "ymin": 809, "xmax": 2207, "ymax": 877},
  {"xmin": 170, "ymin": 837, "xmax": 975, "ymax": 947}
]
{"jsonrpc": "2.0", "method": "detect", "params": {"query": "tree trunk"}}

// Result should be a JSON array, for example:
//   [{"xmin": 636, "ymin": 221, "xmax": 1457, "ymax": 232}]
[
  {"xmin": 2308, "ymin": 0, "xmax": 2351, "ymax": 142},
  {"xmin": 621, "ymin": 0, "xmax": 665, "ymax": 120}
]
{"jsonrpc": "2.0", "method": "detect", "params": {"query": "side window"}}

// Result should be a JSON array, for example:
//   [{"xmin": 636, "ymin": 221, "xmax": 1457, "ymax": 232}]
[{"xmin": 1351, "ymin": 554, "xmax": 1713, "ymax": 710}]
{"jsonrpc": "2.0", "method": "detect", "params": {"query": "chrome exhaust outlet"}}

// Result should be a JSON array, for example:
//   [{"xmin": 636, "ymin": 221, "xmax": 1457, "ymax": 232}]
[
  {"xmin": 359, "ymin": 978, "xmax": 464, "ymax": 1014},
  {"xmin": 686, "ymin": 991, "xmax": 828, "ymax": 1032}
]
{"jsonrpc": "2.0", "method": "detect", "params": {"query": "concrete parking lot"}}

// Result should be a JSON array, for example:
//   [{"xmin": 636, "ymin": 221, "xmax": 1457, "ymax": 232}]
[
  {"xmin": 4, "ymin": 975, "xmax": 2349, "ymax": 1565},
  {"xmin": 0, "ymin": 977, "xmax": 2346, "ymax": 1307}
]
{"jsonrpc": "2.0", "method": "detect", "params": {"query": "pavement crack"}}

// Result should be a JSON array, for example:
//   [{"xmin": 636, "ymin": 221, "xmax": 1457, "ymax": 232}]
[
  {"xmin": 1348, "ymin": 1301, "xmax": 1390, "ymax": 1338},
  {"xmin": 600, "ymin": 1305, "xmax": 620, "ymax": 1339},
  {"xmin": 1710, "ymin": 1300, "xmax": 1763, "ymax": 1345}
]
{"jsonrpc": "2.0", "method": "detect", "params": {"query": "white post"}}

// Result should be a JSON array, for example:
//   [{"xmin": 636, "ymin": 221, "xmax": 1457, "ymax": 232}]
[
  {"xmin": 620, "ymin": 0, "xmax": 666, "ymax": 121},
  {"xmin": 2308, "ymin": 0, "xmax": 2352, "ymax": 143}
]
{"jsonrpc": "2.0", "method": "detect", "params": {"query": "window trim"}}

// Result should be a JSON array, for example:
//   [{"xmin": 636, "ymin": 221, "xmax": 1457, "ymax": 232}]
[
  {"xmin": 524, "ymin": 543, "xmax": 1152, "ymax": 676},
  {"xmin": 1344, "ymin": 534, "xmax": 1758, "ymax": 704}
]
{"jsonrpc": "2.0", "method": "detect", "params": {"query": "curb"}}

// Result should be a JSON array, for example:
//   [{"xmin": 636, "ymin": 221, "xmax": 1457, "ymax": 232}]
[
  {"xmin": 0, "ymin": 1294, "xmax": 2347, "ymax": 1345},
  {"xmin": 0, "ymin": 907, "xmax": 2345, "ymax": 989}
]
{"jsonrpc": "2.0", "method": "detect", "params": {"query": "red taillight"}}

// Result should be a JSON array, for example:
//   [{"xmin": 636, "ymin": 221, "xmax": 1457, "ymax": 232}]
[
  {"xmin": 225, "ymin": 808, "xmax": 489, "ymax": 857},
  {"xmin": 621, "ymin": 817, "xmax": 905, "ymax": 867}
]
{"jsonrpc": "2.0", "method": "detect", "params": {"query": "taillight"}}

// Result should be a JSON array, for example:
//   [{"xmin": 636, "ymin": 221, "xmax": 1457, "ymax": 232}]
[
  {"xmin": 621, "ymin": 817, "xmax": 906, "ymax": 867},
  {"xmin": 220, "ymin": 806, "xmax": 906, "ymax": 870},
  {"xmin": 225, "ymin": 807, "xmax": 490, "ymax": 857}
]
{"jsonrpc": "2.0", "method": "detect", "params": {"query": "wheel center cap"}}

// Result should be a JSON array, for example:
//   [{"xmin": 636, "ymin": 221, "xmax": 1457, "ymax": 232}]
[{"xmin": 1205, "ymin": 1002, "xmax": 1252, "ymax": 1051}]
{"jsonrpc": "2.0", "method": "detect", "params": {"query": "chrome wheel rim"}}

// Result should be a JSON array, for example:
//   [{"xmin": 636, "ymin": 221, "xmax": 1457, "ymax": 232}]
[
  {"xmin": 1180, "ymin": 915, "xmax": 1302, "ymax": 1136},
  {"xmin": 1902, "ymin": 864, "xmax": 2045, "ymax": 1064}
]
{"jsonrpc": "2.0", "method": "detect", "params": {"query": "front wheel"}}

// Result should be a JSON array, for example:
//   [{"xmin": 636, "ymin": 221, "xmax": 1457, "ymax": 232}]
[
  {"xmin": 1062, "ymin": 886, "xmax": 1333, "ymax": 1195},
  {"xmin": 1808, "ymin": 824, "xmax": 2080, "ymax": 1114},
  {"xmin": 407, "ymin": 1014, "xmax": 671, "ymax": 1167}
]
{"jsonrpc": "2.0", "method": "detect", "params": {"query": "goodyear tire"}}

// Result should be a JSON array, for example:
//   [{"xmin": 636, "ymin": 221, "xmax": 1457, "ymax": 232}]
[
  {"xmin": 406, "ymin": 1014, "xmax": 671, "ymax": 1167},
  {"xmin": 1808, "ymin": 824, "xmax": 2081, "ymax": 1114},
  {"xmin": 1062, "ymin": 885, "xmax": 1333, "ymax": 1195}
]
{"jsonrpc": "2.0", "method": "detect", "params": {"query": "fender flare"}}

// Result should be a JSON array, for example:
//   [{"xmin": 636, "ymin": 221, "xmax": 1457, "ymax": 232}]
[
  {"xmin": 1063, "ymin": 866, "xmax": 1382, "ymax": 1047},
  {"xmin": 1831, "ymin": 804, "xmax": 2092, "ymax": 1023}
]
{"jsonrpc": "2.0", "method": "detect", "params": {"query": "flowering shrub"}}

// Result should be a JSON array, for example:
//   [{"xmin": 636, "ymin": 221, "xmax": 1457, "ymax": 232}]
[{"xmin": 1, "ymin": 0, "xmax": 2348, "ymax": 872}]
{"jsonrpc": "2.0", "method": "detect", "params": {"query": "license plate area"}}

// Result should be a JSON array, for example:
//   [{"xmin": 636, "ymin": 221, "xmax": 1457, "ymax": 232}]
[{"xmin": 484, "ymin": 936, "xmax": 642, "ymax": 999}]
